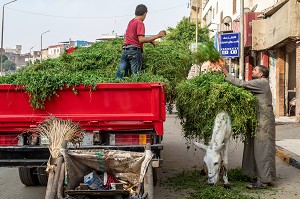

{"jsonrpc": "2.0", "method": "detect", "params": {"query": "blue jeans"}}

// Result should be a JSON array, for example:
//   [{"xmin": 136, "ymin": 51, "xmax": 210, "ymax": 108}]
[{"xmin": 116, "ymin": 48, "xmax": 142, "ymax": 78}]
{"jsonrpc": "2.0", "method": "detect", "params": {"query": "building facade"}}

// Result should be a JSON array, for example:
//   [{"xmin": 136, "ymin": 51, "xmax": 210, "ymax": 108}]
[
  {"xmin": 197, "ymin": 0, "xmax": 300, "ymax": 120},
  {"xmin": 48, "ymin": 45, "xmax": 66, "ymax": 59},
  {"xmin": 252, "ymin": 0, "xmax": 300, "ymax": 120},
  {"xmin": 190, "ymin": 0, "xmax": 203, "ymax": 23}
]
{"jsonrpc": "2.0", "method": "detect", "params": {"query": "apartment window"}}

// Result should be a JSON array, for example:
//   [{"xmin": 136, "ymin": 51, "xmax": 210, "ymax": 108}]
[
  {"xmin": 233, "ymin": 0, "xmax": 237, "ymax": 14},
  {"xmin": 216, "ymin": 2, "xmax": 218, "ymax": 14}
]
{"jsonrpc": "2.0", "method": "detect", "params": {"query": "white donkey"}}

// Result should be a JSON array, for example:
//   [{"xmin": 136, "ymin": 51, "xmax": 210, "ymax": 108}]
[{"xmin": 194, "ymin": 111, "xmax": 232, "ymax": 187}]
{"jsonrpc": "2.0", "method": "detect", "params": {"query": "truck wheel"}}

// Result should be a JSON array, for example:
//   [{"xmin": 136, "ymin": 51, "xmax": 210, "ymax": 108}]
[
  {"xmin": 37, "ymin": 167, "xmax": 48, "ymax": 186},
  {"xmin": 153, "ymin": 167, "xmax": 158, "ymax": 186},
  {"xmin": 166, "ymin": 103, "xmax": 173, "ymax": 114},
  {"xmin": 18, "ymin": 167, "xmax": 40, "ymax": 186}
]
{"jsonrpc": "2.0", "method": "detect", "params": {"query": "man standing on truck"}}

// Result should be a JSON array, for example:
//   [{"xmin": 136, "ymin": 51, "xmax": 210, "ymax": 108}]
[
  {"xmin": 116, "ymin": 4, "xmax": 166, "ymax": 78},
  {"xmin": 220, "ymin": 64, "xmax": 276, "ymax": 189}
]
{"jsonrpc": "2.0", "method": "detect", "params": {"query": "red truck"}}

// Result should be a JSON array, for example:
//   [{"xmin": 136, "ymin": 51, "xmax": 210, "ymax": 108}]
[{"xmin": 0, "ymin": 83, "xmax": 166, "ymax": 186}]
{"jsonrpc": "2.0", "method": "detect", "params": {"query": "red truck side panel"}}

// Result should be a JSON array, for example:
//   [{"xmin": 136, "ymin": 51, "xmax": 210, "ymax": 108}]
[{"xmin": 0, "ymin": 83, "xmax": 166, "ymax": 135}]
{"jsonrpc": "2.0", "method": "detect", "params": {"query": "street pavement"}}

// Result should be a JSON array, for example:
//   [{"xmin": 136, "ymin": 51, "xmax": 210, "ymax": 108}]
[
  {"xmin": 275, "ymin": 117, "xmax": 300, "ymax": 170},
  {"xmin": 154, "ymin": 113, "xmax": 300, "ymax": 199},
  {"xmin": 0, "ymin": 114, "xmax": 299, "ymax": 199}
]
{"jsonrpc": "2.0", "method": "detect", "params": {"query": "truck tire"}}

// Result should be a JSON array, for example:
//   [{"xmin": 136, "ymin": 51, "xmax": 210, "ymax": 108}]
[
  {"xmin": 153, "ymin": 167, "xmax": 158, "ymax": 186},
  {"xmin": 166, "ymin": 103, "xmax": 173, "ymax": 114},
  {"xmin": 18, "ymin": 167, "xmax": 40, "ymax": 186},
  {"xmin": 37, "ymin": 167, "xmax": 48, "ymax": 186}
]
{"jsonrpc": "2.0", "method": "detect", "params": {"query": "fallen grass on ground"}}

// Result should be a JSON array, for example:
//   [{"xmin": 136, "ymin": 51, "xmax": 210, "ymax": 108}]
[{"xmin": 161, "ymin": 168, "xmax": 274, "ymax": 199}]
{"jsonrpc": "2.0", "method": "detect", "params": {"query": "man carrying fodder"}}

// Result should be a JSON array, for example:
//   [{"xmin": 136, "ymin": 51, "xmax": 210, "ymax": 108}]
[{"xmin": 220, "ymin": 65, "xmax": 276, "ymax": 189}]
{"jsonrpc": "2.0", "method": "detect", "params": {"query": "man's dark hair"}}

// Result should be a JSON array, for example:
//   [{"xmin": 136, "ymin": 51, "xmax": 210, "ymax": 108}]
[
  {"xmin": 135, "ymin": 4, "xmax": 147, "ymax": 16},
  {"xmin": 257, "ymin": 65, "xmax": 269, "ymax": 78}
]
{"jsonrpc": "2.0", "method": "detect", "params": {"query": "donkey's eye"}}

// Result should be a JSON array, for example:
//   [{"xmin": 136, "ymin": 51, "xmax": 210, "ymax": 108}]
[{"xmin": 214, "ymin": 162, "xmax": 218, "ymax": 166}]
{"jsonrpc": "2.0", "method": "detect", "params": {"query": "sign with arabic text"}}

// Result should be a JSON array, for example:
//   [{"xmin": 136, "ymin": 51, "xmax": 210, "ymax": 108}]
[{"xmin": 220, "ymin": 33, "xmax": 240, "ymax": 58}]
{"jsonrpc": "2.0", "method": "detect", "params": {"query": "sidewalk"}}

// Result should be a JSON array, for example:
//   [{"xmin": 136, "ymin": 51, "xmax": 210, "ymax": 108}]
[{"xmin": 275, "ymin": 116, "xmax": 300, "ymax": 170}]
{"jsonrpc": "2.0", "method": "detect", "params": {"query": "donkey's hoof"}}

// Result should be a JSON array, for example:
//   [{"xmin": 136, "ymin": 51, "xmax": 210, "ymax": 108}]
[{"xmin": 224, "ymin": 183, "xmax": 231, "ymax": 189}]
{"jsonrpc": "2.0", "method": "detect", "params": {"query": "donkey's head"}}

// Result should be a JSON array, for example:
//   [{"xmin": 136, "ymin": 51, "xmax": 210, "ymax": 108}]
[{"xmin": 194, "ymin": 142, "xmax": 225, "ymax": 185}]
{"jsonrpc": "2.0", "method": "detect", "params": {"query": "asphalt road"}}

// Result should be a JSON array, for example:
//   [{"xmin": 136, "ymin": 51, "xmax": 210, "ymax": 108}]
[{"xmin": 0, "ymin": 115, "xmax": 300, "ymax": 199}]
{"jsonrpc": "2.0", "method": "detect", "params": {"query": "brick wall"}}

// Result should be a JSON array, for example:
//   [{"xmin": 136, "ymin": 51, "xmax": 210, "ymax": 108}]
[
  {"xmin": 275, "ymin": 47, "xmax": 285, "ymax": 116},
  {"xmin": 296, "ymin": 42, "xmax": 300, "ymax": 122}
]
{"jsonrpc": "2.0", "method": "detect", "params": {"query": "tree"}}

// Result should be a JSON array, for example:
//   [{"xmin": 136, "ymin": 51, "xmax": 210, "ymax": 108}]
[
  {"xmin": 164, "ymin": 17, "xmax": 210, "ymax": 47},
  {"xmin": 0, "ymin": 54, "xmax": 8, "ymax": 63},
  {"xmin": 3, "ymin": 60, "xmax": 16, "ymax": 71}
]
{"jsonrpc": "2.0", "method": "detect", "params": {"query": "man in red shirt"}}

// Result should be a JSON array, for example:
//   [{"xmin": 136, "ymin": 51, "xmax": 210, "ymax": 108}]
[{"xmin": 116, "ymin": 4, "xmax": 166, "ymax": 78}]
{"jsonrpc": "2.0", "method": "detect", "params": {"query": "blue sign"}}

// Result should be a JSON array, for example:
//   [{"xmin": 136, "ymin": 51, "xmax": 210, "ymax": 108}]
[{"xmin": 219, "ymin": 33, "xmax": 240, "ymax": 58}]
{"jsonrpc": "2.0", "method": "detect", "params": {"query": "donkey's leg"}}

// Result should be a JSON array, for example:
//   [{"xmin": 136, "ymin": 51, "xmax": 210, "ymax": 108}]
[{"xmin": 222, "ymin": 141, "xmax": 230, "ymax": 185}]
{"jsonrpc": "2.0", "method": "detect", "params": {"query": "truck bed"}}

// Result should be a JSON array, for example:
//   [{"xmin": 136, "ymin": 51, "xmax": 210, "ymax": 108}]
[
  {"xmin": 0, "ymin": 83, "xmax": 166, "ymax": 134},
  {"xmin": 0, "ymin": 83, "xmax": 166, "ymax": 166}
]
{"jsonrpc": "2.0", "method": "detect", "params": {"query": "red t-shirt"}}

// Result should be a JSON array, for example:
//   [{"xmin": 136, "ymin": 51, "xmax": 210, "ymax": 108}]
[{"xmin": 123, "ymin": 18, "xmax": 145, "ymax": 48}]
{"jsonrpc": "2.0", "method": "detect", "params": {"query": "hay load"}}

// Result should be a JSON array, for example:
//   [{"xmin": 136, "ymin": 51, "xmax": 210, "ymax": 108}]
[{"xmin": 176, "ymin": 72, "xmax": 258, "ymax": 143}]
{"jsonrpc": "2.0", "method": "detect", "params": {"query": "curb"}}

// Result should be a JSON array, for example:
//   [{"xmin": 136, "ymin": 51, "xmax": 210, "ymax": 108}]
[{"xmin": 276, "ymin": 146, "xmax": 300, "ymax": 170}]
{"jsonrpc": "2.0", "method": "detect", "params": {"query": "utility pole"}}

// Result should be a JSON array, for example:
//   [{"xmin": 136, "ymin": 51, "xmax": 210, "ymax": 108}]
[
  {"xmin": 195, "ymin": 0, "xmax": 199, "ymax": 47},
  {"xmin": 0, "ymin": 0, "xmax": 17, "ymax": 76},
  {"xmin": 29, "ymin": 46, "xmax": 34, "ymax": 66},
  {"xmin": 40, "ymin": 30, "xmax": 50, "ymax": 62},
  {"xmin": 239, "ymin": 0, "xmax": 244, "ymax": 79}
]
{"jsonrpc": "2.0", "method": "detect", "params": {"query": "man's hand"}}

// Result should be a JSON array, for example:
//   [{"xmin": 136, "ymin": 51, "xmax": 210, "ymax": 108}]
[
  {"xmin": 157, "ymin": 30, "xmax": 166, "ymax": 38},
  {"xmin": 151, "ymin": 40, "xmax": 156, "ymax": 47},
  {"xmin": 221, "ymin": 66, "xmax": 229, "ymax": 76}
]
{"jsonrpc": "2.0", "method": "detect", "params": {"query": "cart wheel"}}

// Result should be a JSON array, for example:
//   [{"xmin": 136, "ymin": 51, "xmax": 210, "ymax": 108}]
[
  {"xmin": 37, "ymin": 167, "xmax": 48, "ymax": 186},
  {"xmin": 18, "ymin": 167, "xmax": 40, "ymax": 186}
]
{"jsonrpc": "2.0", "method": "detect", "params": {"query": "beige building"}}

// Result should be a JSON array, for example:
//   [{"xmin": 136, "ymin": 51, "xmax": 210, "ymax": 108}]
[
  {"xmin": 190, "ymin": 0, "xmax": 203, "ymax": 23},
  {"xmin": 47, "ymin": 45, "xmax": 66, "ymax": 59},
  {"xmin": 252, "ymin": 0, "xmax": 300, "ymax": 121},
  {"xmin": 196, "ymin": 0, "xmax": 300, "ymax": 120},
  {"xmin": 5, "ymin": 45, "xmax": 22, "ymax": 55}
]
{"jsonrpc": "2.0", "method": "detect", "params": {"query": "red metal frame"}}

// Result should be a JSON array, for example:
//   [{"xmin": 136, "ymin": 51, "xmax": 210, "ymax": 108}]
[{"xmin": 0, "ymin": 83, "xmax": 166, "ymax": 135}]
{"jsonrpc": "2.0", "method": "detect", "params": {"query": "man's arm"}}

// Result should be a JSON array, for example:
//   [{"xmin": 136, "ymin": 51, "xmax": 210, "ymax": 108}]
[
  {"xmin": 138, "ymin": 30, "xmax": 166, "ymax": 44},
  {"xmin": 221, "ymin": 66, "xmax": 264, "ymax": 94}
]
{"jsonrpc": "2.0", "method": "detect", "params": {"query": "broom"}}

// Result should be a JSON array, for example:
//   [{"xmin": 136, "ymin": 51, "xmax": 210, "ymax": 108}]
[{"xmin": 35, "ymin": 116, "xmax": 82, "ymax": 199}]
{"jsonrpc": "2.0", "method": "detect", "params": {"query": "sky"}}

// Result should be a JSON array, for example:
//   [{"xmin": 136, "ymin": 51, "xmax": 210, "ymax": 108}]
[{"xmin": 1, "ymin": 0, "xmax": 190, "ymax": 54}]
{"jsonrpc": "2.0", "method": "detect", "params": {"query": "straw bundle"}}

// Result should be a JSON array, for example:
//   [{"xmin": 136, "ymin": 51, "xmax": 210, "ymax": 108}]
[
  {"xmin": 36, "ymin": 116, "xmax": 82, "ymax": 160},
  {"xmin": 34, "ymin": 116, "xmax": 82, "ymax": 199}
]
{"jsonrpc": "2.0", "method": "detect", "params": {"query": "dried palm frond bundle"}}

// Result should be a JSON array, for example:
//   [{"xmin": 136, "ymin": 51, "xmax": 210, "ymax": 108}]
[
  {"xmin": 34, "ymin": 116, "xmax": 82, "ymax": 199},
  {"xmin": 36, "ymin": 116, "xmax": 83, "ymax": 161}
]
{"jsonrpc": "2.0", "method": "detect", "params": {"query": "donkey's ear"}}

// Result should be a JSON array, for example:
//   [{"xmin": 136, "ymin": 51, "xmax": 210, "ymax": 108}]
[
  {"xmin": 215, "ymin": 143, "xmax": 225, "ymax": 153},
  {"xmin": 194, "ymin": 142, "xmax": 207, "ymax": 151}
]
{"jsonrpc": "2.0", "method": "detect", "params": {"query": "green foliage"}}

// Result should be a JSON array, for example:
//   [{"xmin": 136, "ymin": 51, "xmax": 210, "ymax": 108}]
[
  {"xmin": 176, "ymin": 72, "xmax": 258, "ymax": 141},
  {"xmin": 161, "ymin": 168, "xmax": 268, "ymax": 199},
  {"xmin": 3, "ymin": 60, "xmax": 16, "ymax": 71},
  {"xmin": 0, "ymin": 54, "xmax": 8, "ymax": 63},
  {"xmin": 164, "ymin": 17, "xmax": 210, "ymax": 46},
  {"xmin": 143, "ymin": 42, "xmax": 192, "ymax": 102},
  {"xmin": 193, "ymin": 40, "xmax": 220, "ymax": 64}
]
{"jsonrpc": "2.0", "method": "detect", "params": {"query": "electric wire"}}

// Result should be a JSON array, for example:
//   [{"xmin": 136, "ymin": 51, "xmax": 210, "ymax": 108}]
[{"xmin": 6, "ymin": 4, "xmax": 186, "ymax": 19}]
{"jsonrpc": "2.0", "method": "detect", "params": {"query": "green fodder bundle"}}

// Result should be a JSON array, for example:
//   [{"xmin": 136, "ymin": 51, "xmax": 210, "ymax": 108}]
[
  {"xmin": 176, "ymin": 72, "xmax": 258, "ymax": 142},
  {"xmin": 193, "ymin": 40, "xmax": 220, "ymax": 64}
]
